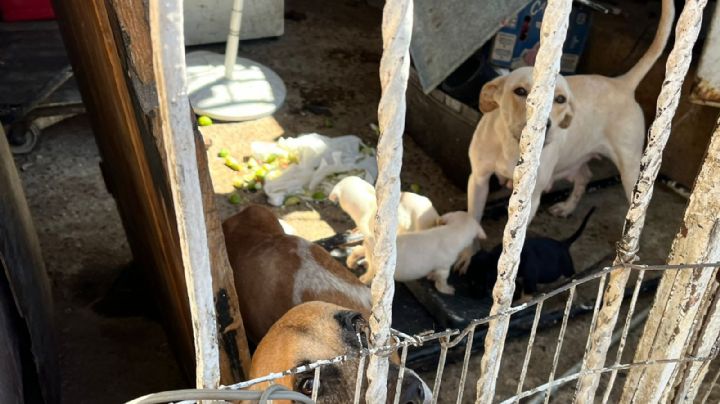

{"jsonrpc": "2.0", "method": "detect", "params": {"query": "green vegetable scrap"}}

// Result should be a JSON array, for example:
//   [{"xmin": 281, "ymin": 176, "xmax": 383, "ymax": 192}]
[
  {"xmin": 198, "ymin": 115, "xmax": 213, "ymax": 126},
  {"xmin": 228, "ymin": 193, "xmax": 242, "ymax": 205},
  {"xmin": 284, "ymin": 196, "xmax": 301, "ymax": 206},
  {"xmin": 224, "ymin": 157, "xmax": 242, "ymax": 171},
  {"xmin": 217, "ymin": 148, "xmax": 230, "ymax": 158},
  {"xmin": 312, "ymin": 191, "xmax": 326, "ymax": 201}
]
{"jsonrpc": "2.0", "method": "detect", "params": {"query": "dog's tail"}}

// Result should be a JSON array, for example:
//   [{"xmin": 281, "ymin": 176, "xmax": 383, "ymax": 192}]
[
  {"xmin": 618, "ymin": 0, "xmax": 675, "ymax": 89},
  {"xmin": 562, "ymin": 207, "xmax": 596, "ymax": 247}
]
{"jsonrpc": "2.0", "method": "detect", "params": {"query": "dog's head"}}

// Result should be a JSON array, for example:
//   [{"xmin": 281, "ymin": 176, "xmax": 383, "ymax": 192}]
[
  {"xmin": 437, "ymin": 211, "xmax": 487, "ymax": 240},
  {"xmin": 222, "ymin": 204, "xmax": 285, "ymax": 237},
  {"xmin": 479, "ymin": 66, "xmax": 574, "ymax": 145},
  {"xmin": 329, "ymin": 176, "xmax": 375, "ymax": 204},
  {"xmin": 249, "ymin": 302, "xmax": 431, "ymax": 404}
]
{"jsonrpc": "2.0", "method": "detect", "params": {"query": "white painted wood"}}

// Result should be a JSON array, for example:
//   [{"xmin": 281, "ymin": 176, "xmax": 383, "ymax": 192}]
[
  {"xmin": 184, "ymin": 0, "xmax": 283, "ymax": 46},
  {"xmin": 674, "ymin": 286, "xmax": 720, "ymax": 402},
  {"xmin": 150, "ymin": 0, "xmax": 220, "ymax": 388},
  {"xmin": 474, "ymin": 1, "xmax": 572, "ymax": 402},
  {"xmin": 619, "ymin": 111, "xmax": 720, "ymax": 403},
  {"xmin": 573, "ymin": 1, "xmax": 705, "ymax": 401},
  {"xmin": 365, "ymin": 0, "xmax": 413, "ymax": 403}
]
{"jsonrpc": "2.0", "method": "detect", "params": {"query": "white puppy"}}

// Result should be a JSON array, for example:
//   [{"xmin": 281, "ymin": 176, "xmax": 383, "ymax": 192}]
[
  {"xmin": 398, "ymin": 192, "xmax": 439, "ymax": 233},
  {"xmin": 350, "ymin": 211, "xmax": 484, "ymax": 294},
  {"xmin": 328, "ymin": 176, "xmax": 377, "ymax": 236},
  {"xmin": 329, "ymin": 176, "xmax": 439, "ymax": 235}
]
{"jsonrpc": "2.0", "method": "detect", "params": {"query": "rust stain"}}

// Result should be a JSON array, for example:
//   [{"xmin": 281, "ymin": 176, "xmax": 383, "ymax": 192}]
[{"xmin": 691, "ymin": 78, "xmax": 720, "ymax": 103}]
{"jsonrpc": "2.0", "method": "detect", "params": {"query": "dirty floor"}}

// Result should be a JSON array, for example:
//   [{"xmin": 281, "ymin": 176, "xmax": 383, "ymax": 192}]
[{"xmin": 6, "ymin": 0, "xmax": 720, "ymax": 402}]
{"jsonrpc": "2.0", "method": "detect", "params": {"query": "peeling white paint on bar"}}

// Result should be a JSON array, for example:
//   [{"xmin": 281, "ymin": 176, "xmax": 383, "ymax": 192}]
[
  {"xmin": 365, "ymin": 0, "xmax": 413, "ymax": 403},
  {"xmin": 475, "ymin": 0, "xmax": 573, "ymax": 402},
  {"xmin": 149, "ymin": 0, "xmax": 220, "ymax": 388},
  {"xmin": 621, "ymin": 106, "xmax": 720, "ymax": 401},
  {"xmin": 575, "ymin": 1, "xmax": 708, "ymax": 401}
]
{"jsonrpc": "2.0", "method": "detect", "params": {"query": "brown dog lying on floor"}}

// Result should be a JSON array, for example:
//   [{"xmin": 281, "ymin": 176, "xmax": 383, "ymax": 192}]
[
  {"xmin": 223, "ymin": 204, "xmax": 371, "ymax": 343},
  {"xmin": 248, "ymin": 301, "xmax": 431, "ymax": 404}
]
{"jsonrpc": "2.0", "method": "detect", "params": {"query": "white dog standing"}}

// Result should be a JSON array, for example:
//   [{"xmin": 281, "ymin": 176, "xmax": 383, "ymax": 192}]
[{"xmin": 456, "ymin": 0, "xmax": 674, "ymax": 273}]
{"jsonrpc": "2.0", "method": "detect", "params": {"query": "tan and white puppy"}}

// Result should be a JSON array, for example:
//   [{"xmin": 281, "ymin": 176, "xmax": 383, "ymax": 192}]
[
  {"xmin": 249, "ymin": 301, "xmax": 431, "ymax": 404},
  {"xmin": 459, "ymin": 0, "xmax": 674, "ymax": 273},
  {"xmin": 350, "ymin": 211, "xmax": 484, "ymax": 294},
  {"xmin": 223, "ymin": 205, "xmax": 371, "ymax": 343},
  {"xmin": 329, "ymin": 176, "xmax": 440, "ymax": 236}
]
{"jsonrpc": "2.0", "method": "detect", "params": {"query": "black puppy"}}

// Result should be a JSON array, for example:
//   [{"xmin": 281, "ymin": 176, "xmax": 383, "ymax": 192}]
[{"xmin": 467, "ymin": 207, "xmax": 596, "ymax": 297}]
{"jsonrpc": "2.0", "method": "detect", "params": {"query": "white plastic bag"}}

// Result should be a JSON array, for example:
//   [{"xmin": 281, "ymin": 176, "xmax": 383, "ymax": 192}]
[{"xmin": 251, "ymin": 133, "xmax": 377, "ymax": 206}]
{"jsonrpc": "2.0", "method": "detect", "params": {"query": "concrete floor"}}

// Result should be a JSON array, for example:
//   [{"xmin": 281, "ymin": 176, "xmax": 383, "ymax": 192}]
[{"xmin": 5, "ymin": 0, "xmax": 720, "ymax": 402}]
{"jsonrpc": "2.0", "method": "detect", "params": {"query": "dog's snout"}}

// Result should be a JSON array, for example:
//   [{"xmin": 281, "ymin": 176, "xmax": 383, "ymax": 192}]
[{"xmin": 399, "ymin": 375, "xmax": 426, "ymax": 404}]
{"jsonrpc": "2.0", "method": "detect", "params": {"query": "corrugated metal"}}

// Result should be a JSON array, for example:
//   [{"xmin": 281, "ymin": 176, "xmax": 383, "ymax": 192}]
[{"xmin": 410, "ymin": 0, "xmax": 530, "ymax": 93}]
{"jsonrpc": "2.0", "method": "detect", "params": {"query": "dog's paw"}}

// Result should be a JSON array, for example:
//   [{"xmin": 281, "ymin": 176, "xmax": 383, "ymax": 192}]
[
  {"xmin": 452, "ymin": 248, "xmax": 473, "ymax": 275},
  {"xmin": 358, "ymin": 272, "xmax": 373, "ymax": 285},
  {"xmin": 549, "ymin": 201, "xmax": 576, "ymax": 217},
  {"xmin": 435, "ymin": 283, "xmax": 455, "ymax": 295}
]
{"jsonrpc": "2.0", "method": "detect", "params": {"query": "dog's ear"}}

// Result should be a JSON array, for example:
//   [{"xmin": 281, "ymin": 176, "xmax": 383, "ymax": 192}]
[
  {"xmin": 559, "ymin": 99, "xmax": 575, "ymax": 129},
  {"xmin": 479, "ymin": 76, "xmax": 506, "ymax": 113}
]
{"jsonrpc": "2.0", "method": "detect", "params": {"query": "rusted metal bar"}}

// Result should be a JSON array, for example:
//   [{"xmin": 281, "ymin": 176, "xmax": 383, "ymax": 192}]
[
  {"xmin": 575, "ymin": 1, "xmax": 704, "ymax": 400},
  {"xmin": 621, "ymin": 113, "xmax": 720, "ymax": 402},
  {"xmin": 365, "ymin": 0, "xmax": 413, "ymax": 402},
  {"xmin": 475, "ymin": 0, "xmax": 572, "ymax": 401}
]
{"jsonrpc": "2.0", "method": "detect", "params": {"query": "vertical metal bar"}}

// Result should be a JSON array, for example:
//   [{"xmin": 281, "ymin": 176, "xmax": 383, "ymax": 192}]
[
  {"xmin": 516, "ymin": 301, "xmax": 545, "ymax": 400},
  {"xmin": 475, "ymin": 0, "xmax": 573, "ymax": 401},
  {"xmin": 582, "ymin": 274, "xmax": 607, "ymax": 356},
  {"xmin": 365, "ymin": 0, "xmax": 413, "ymax": 402},
  {"xmin": 577, "ymin": 0, "xmax": 706, "ymax": 399},
  {"xmin": 354, "ymin": 355, "xmax": 367, "ymax": 404},
  {"xmin": 149, "ymin": 0, "xmax": 220, "ymax": 388},
  {"xmin": 393, "ymin": 345, "xmax": 410, "ymax": 404},
  {"xmin": 543, "ymin": 286, "xmax": 575, "ymax": 404},
  {"xmin": 700, "ymin": 365, "xmax": 720, "ymax": 404},
  {"xmin": 601, "ymin": 269, "xmax": 645, "ymax": 402},
  {"xmin": 311, "ymin": 367, "xmax": 321, "ymax": 402},
  {"xmin": 431, "ymin": 339, "xmax": 449, "ymax": 404},
  {"xmin": 456, "ymin": 327, "xmax": 476, "ymax": 404}
]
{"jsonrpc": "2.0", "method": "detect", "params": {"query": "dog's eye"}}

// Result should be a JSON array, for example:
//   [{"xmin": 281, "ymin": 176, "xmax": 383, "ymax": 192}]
[
  {"xmin": 298, "ymin": 377, "xmax": 316, "ymax": 396},
  {"xmin": 554, "ymin": 95, "xmax": 567, "ymax": 104},
  {"xmin": 513, "ymin": 87, "xmax": 528, "ymax": 96}
]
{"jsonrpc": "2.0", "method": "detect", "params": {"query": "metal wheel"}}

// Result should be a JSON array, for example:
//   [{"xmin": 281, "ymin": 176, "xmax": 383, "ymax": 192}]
[{"xmin": 7, "ymin": 122, "xmax": 40, "ymax": 155}]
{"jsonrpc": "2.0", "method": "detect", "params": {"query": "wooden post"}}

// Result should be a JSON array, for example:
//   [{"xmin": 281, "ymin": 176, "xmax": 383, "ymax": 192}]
[
  {"xmin": 53, "ymin": 0, "xmax": 251, "ymax": 383},
  {"xmin": 0, "ymin": 125, "xmax": 59, "ymax": 404},
  {"xmin": 104, "ymin": 0, "xmax": 251, "ymax": 382},
  {"xmin": 619, "ymin": 114, "xmax": 720, "ymax": 403},
  {"xmin": 149, "ymin": 0, "xmax": 220, "ymax": 387}
]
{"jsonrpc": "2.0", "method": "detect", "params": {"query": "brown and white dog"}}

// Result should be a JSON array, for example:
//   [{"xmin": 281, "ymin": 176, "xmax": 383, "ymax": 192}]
[
  {"xmin": 248, "ymin": 302, "xmax": 430, "ymax": 404},
  {"xmin": 223, "ymin": 204, "xmax": 371, "ymax": 343},
  {"xmin": 458, "ymin": 0, "xmax": 674, "ymax": 272}
]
